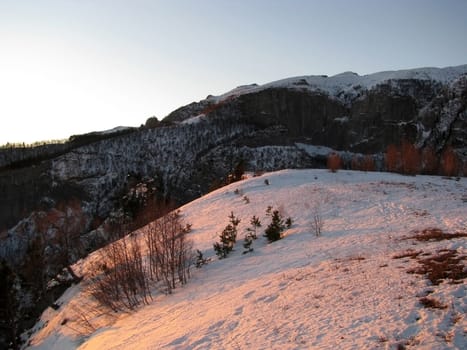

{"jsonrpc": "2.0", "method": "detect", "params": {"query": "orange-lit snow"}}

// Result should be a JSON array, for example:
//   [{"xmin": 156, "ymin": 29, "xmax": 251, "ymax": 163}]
[{"xmin": 25, "ymin": 169, "xmax": 466, "ymax": 349}]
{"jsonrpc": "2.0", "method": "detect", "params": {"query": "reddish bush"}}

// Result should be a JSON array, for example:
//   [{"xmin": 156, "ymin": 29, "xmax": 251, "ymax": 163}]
[
  {"xmin": 351, "ymin": 155, "xmax": 361, "ymax": 171},
  {"xmin": 421, "ymin": 147, "xmax": 439, "ymax": 175},
  {"xmin": 327, "ymin": 152, "xmax": 342, "ymax": 173},
  {"xmin": 361, "ymin": 155, "xmax": 375, "ymax": 172},
  {"xmin": 441, "ymin": 146, "xmax": 458, "ymax": 177},
  {"xmin": 385, "ymin": 144, "xmax": 401, "ymax": 173},
  {"xmin": 401, "ymin": 141, "xmax": 420, "ymax": 175}
]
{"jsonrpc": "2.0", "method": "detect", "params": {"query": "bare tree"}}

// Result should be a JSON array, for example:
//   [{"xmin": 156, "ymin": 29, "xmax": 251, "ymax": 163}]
[
  {"xmin": 305, "ymin": 191, "xmax": 327, "ymax": 237},
  {"xmin": 311, "ymin": 202, "xmax": 324, "ymax": 237}
]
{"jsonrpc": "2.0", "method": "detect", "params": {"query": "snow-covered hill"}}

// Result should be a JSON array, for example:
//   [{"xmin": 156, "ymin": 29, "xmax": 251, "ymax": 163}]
[
  {"xmin": 25, "ymin": 169, "xmax": 466, "ymax": 350},
  {"xmin": 209, "ymin": 64, "xmax": 467, "ymax": 104}
]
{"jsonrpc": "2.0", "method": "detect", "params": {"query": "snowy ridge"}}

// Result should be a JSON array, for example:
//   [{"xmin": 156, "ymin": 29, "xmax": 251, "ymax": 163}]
[
  {"xmin": 210, "ymin": 64, "xmax": 467, "ymax": 102},
  {"xmin": 94, "ymin": 126, "xmax": 134, "ymax": 135},
  {"xmin": 25, "ymin": 169, "xmax": 466, "ymax": 350}
]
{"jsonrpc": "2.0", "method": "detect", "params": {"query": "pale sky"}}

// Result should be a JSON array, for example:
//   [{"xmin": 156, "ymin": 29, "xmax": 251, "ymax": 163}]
[{"xmin": 1, "ymin": 0, "xmax": 466, "ymax": 145}]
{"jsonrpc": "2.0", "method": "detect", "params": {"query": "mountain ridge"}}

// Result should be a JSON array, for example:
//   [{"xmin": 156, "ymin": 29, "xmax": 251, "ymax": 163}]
[{"xmin": 195, "ymin": 64, "xmax": 467, "ymax": 109}]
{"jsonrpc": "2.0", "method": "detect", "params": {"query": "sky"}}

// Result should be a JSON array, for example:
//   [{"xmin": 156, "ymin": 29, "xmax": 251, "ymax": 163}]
[{"xmin": 1, "ymin": 0, "xmax": 466, "ymax": 145}]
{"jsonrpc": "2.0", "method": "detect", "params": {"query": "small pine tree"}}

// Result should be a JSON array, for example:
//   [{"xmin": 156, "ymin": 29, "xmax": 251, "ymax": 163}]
[
  {"xmin": 266, "ymin": 205, "xmax": 273, "ymax": 215},
  {"xmin": 264, "ymin": 210, "xmax": 286, "ymax": 242},
  {"xmin": 213, "ymin": 212, "xmax": 240, "ymax": 259},
  {"xmin": 228, "ymin": 211, "xmax": 241, "ymax": 229},
  {"xmin": 242, "ymin": 234, "xmax": 254, "ymax": 254},
  {"xmin": 213, "ymin": 242, "xmax": 226, "ymax": 259},
  {"xmin": 195, "ymin": 250, "xmax": 208, "ymax": 268},
  {"xmin": 243, "ymin": 215, "xmax": 261, "ymax": 254},
  {"xmin": 246, "ymin": 215, "xmax": 261, "ymax": 239},
  {"xmin": 221, "ymin": 224, "xmax": 236, "ymax": 248}
]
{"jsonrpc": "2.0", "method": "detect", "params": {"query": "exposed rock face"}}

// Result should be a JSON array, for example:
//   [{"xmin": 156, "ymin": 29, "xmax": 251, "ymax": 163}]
[{"xmin": 0, "ymin": 65, "xmax": 466, "ymax": 347}]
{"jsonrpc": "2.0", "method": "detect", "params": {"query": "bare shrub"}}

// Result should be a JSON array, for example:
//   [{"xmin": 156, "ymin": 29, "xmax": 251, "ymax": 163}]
[
  {"xmin": 66, "ymin": 301, "xmax": 98, "ymax": 336},
  {"xmin": 66, "ymin": 297, "xmax": 119, "ymax": 338},
  {"xmin": 312, "ymin": 211, "xmax": 323, "ymax": 236},
  {"xmin": 87, "ymin": 234, "xmax": 150, "ymax": 312},
  {"xmin": 305, "ymin": 201, "xmax": 323, "ymax": 236},
  {"xmin": 88, "ymin": 211, "xmax": 194, "ymax": 311},
  {"xmin": 145, "ymin": 211, "xmax": 193, "ymax": 294}
]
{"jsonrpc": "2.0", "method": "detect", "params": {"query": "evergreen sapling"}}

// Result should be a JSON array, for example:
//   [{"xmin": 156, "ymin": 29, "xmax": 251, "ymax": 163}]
[
  {"xmin": 243, "ymin": 215, "xmax": 261, "ymax": 254},
  {"xmin": 213, "ymin": 212, "xmax": 240, "ymax": 259},
  {"xmin": 264, "ymin": 208, "xmax": 291, "ymax": 243}
]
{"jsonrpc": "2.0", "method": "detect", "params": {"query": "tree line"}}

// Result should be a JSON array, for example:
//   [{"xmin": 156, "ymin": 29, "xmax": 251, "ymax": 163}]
[{"xmin": 327, "ymin": 142, "xmax": 465, "ymax": 177}]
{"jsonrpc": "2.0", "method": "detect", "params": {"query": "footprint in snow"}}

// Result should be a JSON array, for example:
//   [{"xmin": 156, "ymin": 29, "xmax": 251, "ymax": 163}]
[
  {"xmin": 234, "ymin": 306, "xmax": 243, "ymax": 316},
  {"xmin": 256, "ymin": 294, "xmax": 279, "ymax": 303},
  {"xmin": 243, "ymin": 290, "xmax": 255, "ymax": 299}
]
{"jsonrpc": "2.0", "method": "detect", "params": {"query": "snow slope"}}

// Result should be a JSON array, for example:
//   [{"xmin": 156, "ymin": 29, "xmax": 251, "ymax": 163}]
[
  {"xmin": 210, "ymin": 64, "xmax": 467, "ymax": 103},
  {"xmin": 25, "ymin": 169, "xmax": 466, "ymax": 349}
]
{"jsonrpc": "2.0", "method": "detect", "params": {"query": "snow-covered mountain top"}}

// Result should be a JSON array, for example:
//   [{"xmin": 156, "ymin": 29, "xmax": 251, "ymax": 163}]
[
  {"xmin": 210, "ymin": 64, "xmax": 467, "ymax": 102},
  {"xmin": 94, "ymin": 126, "xmax": 134, "ymax": 135},
  {"xmin": 25, "ymin": 169, "xmax": 466, "ymax": 350}
]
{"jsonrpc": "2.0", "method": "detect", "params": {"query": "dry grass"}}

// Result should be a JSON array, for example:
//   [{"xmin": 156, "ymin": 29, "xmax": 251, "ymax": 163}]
[
  {"xmin": 393, "ymin": 249, "xmax": 423, "ymax": 259},
  {"xmin": 407, "ymin": 249, "xmax": 466, "ymax": 285},
  {"xmin": 399, "ymin": 228, "xmax": 467, "ymax": 285},
  {"xmin": 418, "ymin": 296, "xmax": 447, "ymax": 309},
  {"xmin": 408, "ymin": 227, "xmax": 467, "ymax": 242}
]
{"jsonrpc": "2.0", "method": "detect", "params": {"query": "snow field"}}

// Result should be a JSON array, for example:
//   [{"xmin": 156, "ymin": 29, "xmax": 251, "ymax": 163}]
[{"xmin": 25, "ymin": 169, "xmax": 466, "ymax": 349}]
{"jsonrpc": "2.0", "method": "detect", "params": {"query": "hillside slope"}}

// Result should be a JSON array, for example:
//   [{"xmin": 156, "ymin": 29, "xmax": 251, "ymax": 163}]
[
  {"xmin": 2, "ymin": 66, "xmax": 467, "ymax": 350},
  {"xmin": 25, "ymin": 169, "xmax": 466, "ymax": 349}
]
